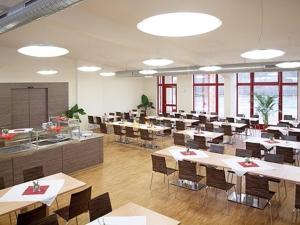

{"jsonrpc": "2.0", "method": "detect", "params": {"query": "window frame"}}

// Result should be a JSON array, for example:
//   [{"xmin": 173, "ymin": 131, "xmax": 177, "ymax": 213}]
[{"xmin": 157, "ymin": 76, "xmax": 177, "ymax": 114}]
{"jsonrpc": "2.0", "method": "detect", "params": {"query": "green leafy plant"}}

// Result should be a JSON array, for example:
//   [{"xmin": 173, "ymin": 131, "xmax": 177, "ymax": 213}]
[
  {"xmin": 65, "ymin": 104, "xmax": 86, "ymax": 122},
  {"xmin": 254, "ymin": 94, "xmax": 277, "ymax": 125},
  {"xmin": 137, "ymin": 94, "xmax": 155, "ymax": 115}
]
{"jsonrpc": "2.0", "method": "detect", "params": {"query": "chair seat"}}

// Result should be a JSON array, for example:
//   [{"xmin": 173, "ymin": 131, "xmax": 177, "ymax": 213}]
[
  {"xmin": 54, "ymin": 206, "xmax": 70, "ymax": 221},
  {"xmin": 193, "ymin": 175, "xmax": 205, "ymax": 183},
  {"xmin": 267, "ymin": 177, "xmax": 281, "ymax": 183},
  {"xmin": 212, "ymin": 182, "xmax": 235, "ymax": 191},
  {"xmin": 127, "ymin": 134, "xmax": 139, "ymax": 138},
  {"xmin": 166, "ymin": 167, "xmax": 177, "ymax": 175},
  {"xmin": 142, "ymin": 137, "xmax": 154, "ymax": 141},
  {"xmin": 248, "ymin": 191, "xmax": 275, "ymax": 202}
]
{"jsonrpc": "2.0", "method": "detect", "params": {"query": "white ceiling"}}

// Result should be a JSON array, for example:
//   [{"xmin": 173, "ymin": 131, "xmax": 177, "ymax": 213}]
[{"xmin": 0, "ymin": 0, "xmax": 300, "ymax": 72}]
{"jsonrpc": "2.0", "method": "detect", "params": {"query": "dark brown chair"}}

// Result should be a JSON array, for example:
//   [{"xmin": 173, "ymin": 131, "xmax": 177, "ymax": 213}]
[
  {"xmin": 125, "ymin": 126, "xmax": 139, "ymax": 143},
  {"xmin": 176, "ymin": 160, "xmax": 204, "ymax": 197},
  {"xmin": 113, "ymin": 125, "xmax": 125, "ymax": 142},
  {"xmin": 209, "ymin": 144, "xmax": 224, "ymax": 154},
  {"xmin": 267, "ymin": 129, "xmax": 282, "ymax": 139},
  {"xmin": 191, "ymin": 110, "xmax": 196, "ymax": 114},
  {"xmin": 284, "ymin": 115, "xmax": 293, "ymax": 120},
  {"xmin": 226, "ymin": 117, "xmax": 235, "ymax": 123},
  {"xmin": 109, "ymin": 112, "xmax": 115, "ymax": 116},
  {"xmin": 205, "ymin": 123, "xmax": 214, "ymax": 132},
  {"xmin": 204, "ymin": 166, "xmax": 235, "ymax": 211},
  {"xmin": 276, "ymin": 146, "xmax": 295, "ymax": 164},
  {"xmin": 236, "ymin": 148, "xmax": 252, "ymax": 158},
  {"xmin": 89, "ymin": 192, "xmax": 112, "ymax": 221},
  {"xmin": 245, "ymin": 174, "xmax": 275, "ymax": 224},
  {"xmin": 222, "ymin": 124, "xmax": 234, "ymax": 144},
  {"xmin": 23, "ymin": 166, "xmax": 44, "ymax": 182},
  {"xmin": 173, "ymin": 133, "xmax": 185, "ymax": 146},
  {"xmin": 282, "ymin": 135, "xmax": 297, "ymax": 142},
  {"xmin": 186, "ymin": 114, "xmax": 193, "ymax": 119},
  {"xmin": 186, "ymin": 140, "xmax": 200, "ymax": 149},
  {"xmin": 55, "ymin": 187, "xmax": 92, "ymax": 225},
  {"xmin": 140, "ymin": 129, "xmax": 154, "ymax": 148},
  {"xmin": 261, "ymin": 132, "xmax": 274, "ymax": 139},
  {"xmin": 175, "ymin": 121, "xmax": 185, "ymax": 131},
  {"xmin": 0, "ymin": 177, "xmax": 4, "ymax": 190},
  {"xmin": 289, "ymin": 131, "xmax": 300, "ymax": 142},
  {"xmin": 150, "ymin": 155, "xmax": 177, "ymax": 194},
  {"xmin": 246, "ymin": 142, "xmax": 263, "ymax": 159},
  {"xmin": 17, "ymin": 204, "xmax": 47, "ymax": 225},
  {"xmin": 293, "ymin": 184, "xmax": 300, "ymax": 223},
  {"xmin": 100, "ymin": 123, "xmax": 108, "ymax": 134},
  {"xmin": 264, "ymin": 153, "xmax": 286, "ymax": 201},
  {"xmin": 199, "ymin": 115, "xmax": 207, "ymax": 125},
  {"xmin": 237, "ymin": 113, "xmax": 245, "ymax": 118},
  {"xmin": 116, "ymin": 112, "xmax": 122, "ymax": 117},
  {"xmin": 194, "ymin": 135, "xmax": 209, "ymax": 150},
  {"xmin": 31, "ymin": 214, "xmax": 59, "ymax": 225},
  {"xmin": 95, "ymin": 116, "xmax": 102, "ymax": 125},
  {"xmin": 88, "ymin": 116, "xmax": 95, "ymax": 124},
  {"xmin": 174, "ymin": 113, "xmax": 181, "ymax": 118},
  {"xmin": 139, "ymin": 116, "xmax": 146, "ymax": 124},
  {"xmin": 124, "ymin": 112, "xmax": 130, "ymax": 120}
]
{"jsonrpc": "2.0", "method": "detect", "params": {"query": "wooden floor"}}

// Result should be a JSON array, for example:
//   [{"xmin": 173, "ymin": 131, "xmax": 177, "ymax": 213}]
[{"xmin": 0, "ymin": 132, "xmax": 297, "ymax": 225}]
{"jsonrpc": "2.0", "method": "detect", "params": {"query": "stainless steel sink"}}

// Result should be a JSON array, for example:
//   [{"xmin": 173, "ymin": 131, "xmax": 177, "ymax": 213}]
[
  {"xmin": 32, "ymin": 138, "xmax": 70, "ymax": 146},
  {"xmin": 0, "ymin": 145, "xmax": 32, "ymax": 153}
]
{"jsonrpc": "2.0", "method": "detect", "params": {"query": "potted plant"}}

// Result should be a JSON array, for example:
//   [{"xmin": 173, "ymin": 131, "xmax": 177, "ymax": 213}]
[
  {"xmin": 137, "ymin": 94, "xmax": 155, "ymax": 116},
  {"xmin": 254, "ymin": 94, "xmax": 277, "ymax": 128},
  {"xmin": 65, "ymin": 104, "xmax": 86, "ymax": 122}
]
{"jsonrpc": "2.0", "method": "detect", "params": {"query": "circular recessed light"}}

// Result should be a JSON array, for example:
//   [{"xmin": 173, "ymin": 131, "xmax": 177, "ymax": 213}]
[
  {"xmin": 77, "ymin": 66, "xmax": 101, "ymax": 72},
  {"xmin": 100, "ymin": 72, "xmax": 116, "ymax": 77},
  {"xmin": 143, "ymin": 58, "xmax": 174, "ymax": 66},
  {"xmin": 18, "ymin": 45, "xmax": 69, "ymax": 58},
  {"xmin": 241, "ymin": 49, "xmax": 284, "ymax": 60},
  {"xmin": 37, "ymin": 70, "xmax": 58, "ymax": 75},
  {"xmin": 137, "ymin": 12, "xmax": 222, "ymax": 37},
  {"xmin": 139, "ymin": 70, "xmax": 157, "ymax": 75},
  {"xmin": 199, "ymin": 66, "xmax": 222, "ymax": 72},
  {"xmin": 276, "ymin": 61, "xmax": 300, "ymax": 69},
  {"xmin": 144, "ymin": 76, "xmax": 154, "ymax": 78}
]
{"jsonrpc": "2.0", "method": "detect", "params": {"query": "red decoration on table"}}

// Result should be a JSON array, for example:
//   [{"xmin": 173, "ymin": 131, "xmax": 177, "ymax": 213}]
[
  {"xmin": 0, "ymin": 133, "xmax": 16, "ymax": 141},
  {"xmin": 181, "ymin": 151, "xmax": 197, "ymax": 156},
  {"xmin": 22, "ymin": 185, "xmax": 49, "ymax": 195},
  {"xmin": 265, "ymin": 140, "xmax": 280, "ymax": 144},
  {"xmin": 238, "ymin": 161, "xmax": 259, "ymax": 168},
  {"xmin": 54, "ymin": 116, "xmax": 67, "ymax": 122},
  {"xmin": 47, "ymin": 126, "xmax": 63, "ymax": 133}
]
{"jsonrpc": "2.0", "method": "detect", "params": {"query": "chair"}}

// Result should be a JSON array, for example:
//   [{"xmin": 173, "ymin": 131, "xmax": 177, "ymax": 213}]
[
  {"xmin": 0, "ymin": 177, "xmax": 4, "ymax": 189},
  {"xmin": 293, "ymin": 184, "xmax": 300, "ymax": 224},
  {"xmin": 173, "ymin": 133, "xmax": 185, "ymax": 146},
  {"xmin": 88, "ymin": 116, "xmax": 95, "ymax": 129},
  {"xmin": 116, "ymin": 112, "xmax": 122, "ymax": 117},
  {"xmin": 113, "ymin": 125, "xmax": 125, "ymax": 142},
  {"xmin": 267, "ymin": 129, "xmax": 282, "ymax": 139},
  {"xmin": 31, "ymin": 214, "xmax": 59, "ymax": 225},
  {"xmin": 139, "ymin": 116, "xmax": 146, "ymax": 124},
  {"xmin": 245, "ymin": 174, "xmax": 275, "ymax": 225},
  {"xmin": 277, "ymin": 122, "xmax": 289, "ymax": 127},
  {"xmin": 264, "ymin": 153, "xmax": 286, "ymax": 201},
  {"xmin": 246, "ymin": 142, "xmax": 263, "ymax": 159},
  {"xmin": 176, "ymin": 160, "xmax": 204, "ymax": 197},
  {"xmin": 89, "ymin": 192, "xmax": 112, "ymax": 221},
  {"xmin": 109, "ymin": 112, "xmax": 115, "ymax": 116},
  {"xmin": 186, "ymin": 114, "xmax": 193, "ymax": 119},
  {"xmin": 209, "ymin": 144, "xmax": 224, "ymax": 154},
  {"xmin": 204, "ymin": 166, "xmax": 235, "ymax": 211},
  {"xmin": 125, "ymin": 127, "xmax": 139, "ymax": 144},
  {"xmin": 179, "ymin": 110, "xmax": 185, "ymax": 113},
  {"xmin": 124, "ymin": 112, "xmax": 130, "ymax": 120},
  {"xmin": 261, "ymin": 132, "xmax": 274, "ymax": 139},
  {"xmin": 284, "ymin": 115, "xmax": 293, "ymax": 120},
  {"xmin": 194, "ymin": 135, "xmax": 209, "ymax": 150},
  {"xmin": 251, "ymin": 115, "xmax": 259, "ymax": 130},
  {"xmin": 237, "ymin": 113, "xmax": 245, "ymax": 118},
  {"xmin": 174, "ymin": 113, "xmax": 181, "ymax": 118},
  {"xmin": 191, "ymin": 110, "xmax": 196, "ymax": 114},
  {"xmin": 140, "ymin": 129, "xmax": 154, "ymax": 148},
  {"xmin": 200, "ymin": 111, "xmax": 206, "ymax": 114},
  {"xmin": 17, "ymin": 204, "xmax": 47, "ymax": 225},
  {"xmin": 226, "ymin": 117, "xmax": 235, "ymax": 123},
  {"xmin": 100, "ymin": 123, "xmax": 108, "ymax": 134},
  {"xmin": 211, "ymin": 127, "xmax": 224, "ymax": 144},
  {"xmin": 289, "ymin": 131, "xmax": 300, "ymax": 142},
  {"xmin": 23, "ymin": 166, "xmax": 44, "ymax": 182},
  {"xmin": 55, "ymin": 187, "xmax": 92, "ymax": 225},
  {"xmin": 282, "ymin": 135, "xmax": 297, "ymax": 142},
  {"xmin": 199, "ymin": 115, "xmax": 207, "ymax": 125},
  {"xmin": 222, "ymin": 124, "xmax": 234, "ymax": 144},
  {"xmin": 175, "ymin": 121, "xmax": 185, "ymax": 131},
  {"xmin": 95, "ymin": 116, "xmax": 102, "ymax": 126},
  {"xmin": 205, "ymin": 123, "xmax": 214, "ymax": 132},
  {"xmin": 186, "ymin": 139, "xmax": 200, "ymax": 149},
  {"xmin": 150, "ymin": 155, "xmax": 177, "ymax": 194},
  {"xmin": 276, "ymin": 146, "xmax": 295, "ymax": 164}
]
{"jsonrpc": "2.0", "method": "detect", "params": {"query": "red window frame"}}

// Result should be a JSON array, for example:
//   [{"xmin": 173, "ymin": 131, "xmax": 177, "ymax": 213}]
[
  {"xmin": 236, "ymin": 72, "xmax": 298, "ymax": 121},
  {"xmin": 157, "ymin": 76, "xmax": 177, "ymax": 114},
  {"xmin": 193, "ymin": 74, "xmax": 224, "ymax": 114}
]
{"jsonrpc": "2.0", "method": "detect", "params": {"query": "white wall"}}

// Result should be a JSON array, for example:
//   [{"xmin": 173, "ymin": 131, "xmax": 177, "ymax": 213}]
[
  {"xmin": 177, "ymin": 75, "xmax": 193, "ymax": 112},
  {"xmin": 0, "ymin": 46, "xmax": 77, "ymax": 107},
  {"xmin": 223, "ymin": 73, "xmax": 236, "ymax": 116}
]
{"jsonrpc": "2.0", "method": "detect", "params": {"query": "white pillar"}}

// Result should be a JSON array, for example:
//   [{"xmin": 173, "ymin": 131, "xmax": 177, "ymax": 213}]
[{"xmin": 223, "ymin": 73, "xmax": 236, "ymax": 117}]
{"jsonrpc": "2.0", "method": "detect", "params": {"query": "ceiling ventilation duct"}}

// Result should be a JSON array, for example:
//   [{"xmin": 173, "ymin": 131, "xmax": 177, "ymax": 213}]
[{"xmin": 0, "ymin": 0, "xmax": 83, "ymax": 34}]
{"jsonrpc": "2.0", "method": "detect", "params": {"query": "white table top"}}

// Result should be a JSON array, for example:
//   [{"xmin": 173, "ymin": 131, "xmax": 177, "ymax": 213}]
[
  {"xmin": 154, "ymin": 146, "xmax": 300, "ymax": 184},
  {"xmin": 266, "ymin": 126, "xmax": 300, "ymax": 133},
  {"xmin": 235, "ymin": 117, "xmax": 259, "ymax": 122},
  {"xmin": 280, "ymin": 120, "xmax": 300, "ymax": 126},
  {"xmin": 176, "ymin": 129, "xmax": 223, "ymax": 140},
  {"xmin": 146, "ymin": 116, "xmax": 199, "ymax": 124},
  {"xmin": 212, "ymin": 121, "xmax": 247, "ymax": 128},
  {"xmin": 245, "ymin": 136, "xmax": 300, "ymax": 150},
  {"xmin": 107, "ymin": 121, "xmax": 169, "ymax": 132}
]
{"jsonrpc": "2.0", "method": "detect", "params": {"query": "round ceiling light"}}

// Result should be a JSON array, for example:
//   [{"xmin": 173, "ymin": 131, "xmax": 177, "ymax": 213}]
[
  {"xmin": 18, "ymin": 45, "xmax": 69, "ymax": 58},
  {"xmin": 276, "ymin": 61, "xmax": 300, "ymax": 69},
  {"xmin": 241, "ymin": 49, "xmax": 284, "ymax": 60},
  {"xmin": 199, "ymin": 66, "xmax": 222, "ymax": 72},
  {"xmin": 37, "ymin": 70, "xmax": 58, "ymax": 75},
  {"xmin": 77, "ymin": 66, "xmax": 101, "ymax": 72},
  {"xmin": 139, "ymin": 70, "xmax": 157, "ymax": 75},
  {"xmin": 143, "ymin": 58, "xmax": 174, "ymax": 66},
  {"xmin": 100, "ymin": 72, "xmax": 116, "ymax": 77},
  {"xmin": 137, "ymin": 12, "xmax": 222, "ymax": 37}
]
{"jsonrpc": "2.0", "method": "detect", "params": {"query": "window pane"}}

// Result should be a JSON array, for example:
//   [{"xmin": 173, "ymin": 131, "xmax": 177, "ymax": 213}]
[
  {"xmin": 194, "ymin": 74, "xmax": 216, "ymax": 83},
  {"xmin": 194, "ymin": 86, "xmax": 216, "ymax": 113},
  {"xmin": 283, "ymin": 71, "xmax": 298, "ymax": 83},
  {"xmin": 237, "ymin": 86, "xmax": 250, "ymax": 117},
  {"xmin": 218, "ymin": 86, "xmax": 224, "ymax": 116},
  {"xmin": 254, "ymin": 86, "xmax": 278, "ymax": 124},
  {"xmin": 282, "ymin": 85, "xmax": 297, "ymax": 118},
  {"xmin": 237, "ymin": 73, "xmax": 250, "ymax": 83},
  {"xmin": 254, "ymin": 72, "xmax": 278, "ymax": 82},
  {"xmin": 218, "ymin": 75, "xmax": 224, "ymax": 83}
]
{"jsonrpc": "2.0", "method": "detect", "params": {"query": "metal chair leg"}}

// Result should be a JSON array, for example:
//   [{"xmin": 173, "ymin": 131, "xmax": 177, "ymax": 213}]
[
  {"xmin": 167, "ymin": 176, "xmax": 170, "ymax": 195},
  {"xmin": 149, "ymin": 172, "xmax": 154, "ymax": 190},
  {"xmin": 9, "ymin": 213, "xmax": 13, "ymax": 225},
  {"xmin": 269, "ymin": 202, "xmax": 273, "ymax": 225},
  {"xmin": 76, "ymin": 216, "xmax": 79, "ymax": 225}
]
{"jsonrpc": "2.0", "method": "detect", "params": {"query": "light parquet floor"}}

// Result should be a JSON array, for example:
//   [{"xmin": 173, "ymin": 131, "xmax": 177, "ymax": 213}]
[{"xmin": 0, "ymin": 132, "xmax": 297, "ymax": 225}]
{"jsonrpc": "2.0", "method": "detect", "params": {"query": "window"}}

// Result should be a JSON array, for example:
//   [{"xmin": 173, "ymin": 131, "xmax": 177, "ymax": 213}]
[
  {"xmin": 236, "ymin": 71, "xmax": 298, "ymax": 124},
  {"xmin": 157, "ymin": 76, "xmax": 177, "ymax": 113},
  {"xmin": 193, "ymin": 74, "xmax": 224, "ymax": 115}
]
